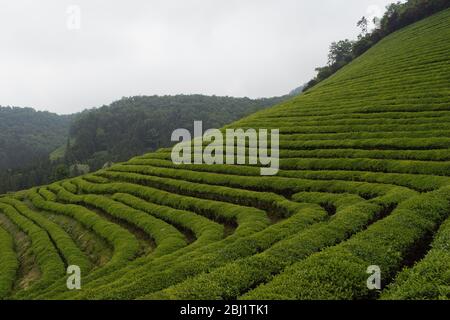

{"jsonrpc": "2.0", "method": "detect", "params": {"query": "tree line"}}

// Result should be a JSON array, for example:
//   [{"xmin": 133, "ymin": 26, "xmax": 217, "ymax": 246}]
[{"xmin": 304, "ymin": 0, "xmax": 450, "ymax": 91}]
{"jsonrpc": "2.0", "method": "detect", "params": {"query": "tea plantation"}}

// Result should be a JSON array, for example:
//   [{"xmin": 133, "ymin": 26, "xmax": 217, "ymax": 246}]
[{"xmin": 1, "ymin": 9, "xmax": 449, "ymax": 300}]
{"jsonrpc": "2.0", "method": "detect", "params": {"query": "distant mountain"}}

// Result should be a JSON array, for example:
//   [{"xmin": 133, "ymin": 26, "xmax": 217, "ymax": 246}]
[
  {"xmin": 288, "ymin": 85, "xmax": 305, "ymax": 96},
  {"xmin": 0, "ymin": 106, "xmax": 71, "ymax": 171}
]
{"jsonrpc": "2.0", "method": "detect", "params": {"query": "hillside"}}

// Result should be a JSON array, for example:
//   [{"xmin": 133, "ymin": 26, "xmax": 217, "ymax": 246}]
[
  {"xmin": 0, "ymin": 107, "xmax": 71, "ymax": 171},
  {"xmin": 0, "ymin": 95, "xmax": 287, "ymax": 194},
  {"xmin": 64, "ymin": 94, "xmax": 288, "ymax": 170},
  {"xmin": 0, "ymin": 8, "xmax": 449, "ymax": 300}
]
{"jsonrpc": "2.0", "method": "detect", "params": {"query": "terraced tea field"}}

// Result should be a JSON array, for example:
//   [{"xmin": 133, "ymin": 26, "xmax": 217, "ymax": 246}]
[{"xmin": 1, "ymin": 9, "xmax": 449, "ymax": 300}]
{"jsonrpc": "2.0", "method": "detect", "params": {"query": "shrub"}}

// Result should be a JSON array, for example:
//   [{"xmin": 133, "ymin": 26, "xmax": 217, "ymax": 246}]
[{"xmin": 0, "ymin": 226, "xmax": 18, "ymax": 299}]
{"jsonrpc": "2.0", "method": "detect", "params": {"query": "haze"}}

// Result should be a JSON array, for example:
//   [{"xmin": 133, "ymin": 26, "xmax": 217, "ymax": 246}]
[{"xmin": 0, "ymin": 0, "xmax": 394, "ymax": 114}]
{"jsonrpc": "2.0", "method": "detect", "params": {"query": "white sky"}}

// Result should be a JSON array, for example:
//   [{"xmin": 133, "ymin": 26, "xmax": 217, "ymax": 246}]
[{"xmin": 0, "ymin": 0, "xmax": 394, "ymax": 114}]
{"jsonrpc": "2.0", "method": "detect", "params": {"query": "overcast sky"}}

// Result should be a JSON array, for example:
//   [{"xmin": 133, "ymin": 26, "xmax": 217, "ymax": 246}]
[{"xmin": 0, "ymin": 0, "xmax": 394, "ymax": 114}]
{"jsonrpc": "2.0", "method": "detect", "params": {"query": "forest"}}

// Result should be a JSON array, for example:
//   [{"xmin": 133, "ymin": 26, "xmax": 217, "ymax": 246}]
[
  {"xmin": 0, "ymin": 107, "xmax": 71, "ymax": 171},
  {"xmin": 0, "ymin": 95, "xmax": 287, "ymax": 194}
]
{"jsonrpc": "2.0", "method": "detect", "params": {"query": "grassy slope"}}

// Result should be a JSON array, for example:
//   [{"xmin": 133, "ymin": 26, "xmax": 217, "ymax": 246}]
[{"xmin": 0, "ymin": 9, "xmax": 449, "ymax": 300}]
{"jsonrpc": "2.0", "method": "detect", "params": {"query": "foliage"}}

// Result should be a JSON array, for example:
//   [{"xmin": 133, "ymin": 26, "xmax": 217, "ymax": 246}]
[
  {"xmin": 0, "ymin": 107, "xmax": 71, "ymax": 171},
  {"xmin": 0, "ymin": 226, "xmax": 18, "ymax": 299}
]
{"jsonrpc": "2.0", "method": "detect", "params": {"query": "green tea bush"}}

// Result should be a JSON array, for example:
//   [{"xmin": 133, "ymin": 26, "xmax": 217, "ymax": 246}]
[
  {"xmin": 381, "ymin": 188, "xmax": 450, "ymax": 300},
  {"xmin": 27, "ymin": 189, "xmax": 139, "ymax": 278},
  {"xmin": 0, "ymin": 197, "xmax": 91, "ymax": 273},
  {"xmin": 0, "ymin": 226, "xmax": 18, "ymax": 299},
  {"xmin": 81, "ymin": 194, "xmax": 187, "ymax": 257},
  {"xmin": 70, "ymin": 203, "xmax": 326, "ymax": 300},
  {"xmin": 242, "ymin": 189, "xmax": 450, "ymax": 299},
  {"xmin": 113, "ymin": 193, "xmax": 224, "ymax": 246},
  {"xmin": 0, "ymin": 202, "xmax": 65, "ymax": 297}
]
